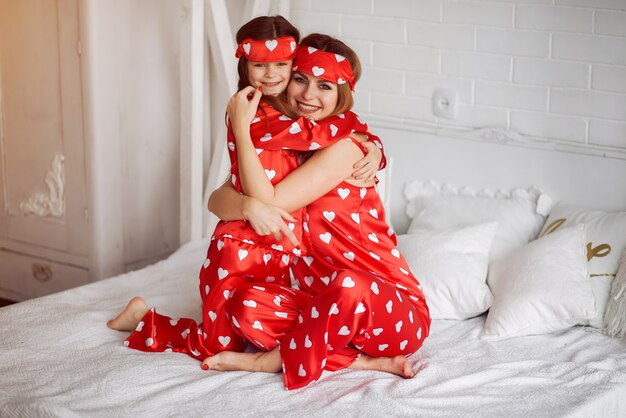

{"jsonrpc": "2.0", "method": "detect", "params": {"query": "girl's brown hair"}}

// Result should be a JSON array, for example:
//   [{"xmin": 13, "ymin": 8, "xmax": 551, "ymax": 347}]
[
  {"xmin": 264, "ymin": 33, "xmax": 361, "ymax": 119},
  {"xmin": 236, "ymin": 16, "xmax": 300, "ymax": 90}
]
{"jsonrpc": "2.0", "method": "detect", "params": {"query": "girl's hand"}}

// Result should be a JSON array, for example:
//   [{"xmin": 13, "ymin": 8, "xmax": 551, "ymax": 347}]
[
  {"xmin": 352, "ymin": 140, "xmax": 382, "ymax": 181},
  {"xmin": 227, "ymin": 86, "xmax": 263, "ymax": 136},
  {"xmin": 242, "ymin": 196, "xmax": 300, "ymax": 248}
]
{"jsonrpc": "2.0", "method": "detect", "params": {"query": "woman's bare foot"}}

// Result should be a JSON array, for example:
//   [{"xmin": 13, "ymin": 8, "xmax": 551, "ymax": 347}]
[
  {"xmin": 107, "ymin": 296, "xmax": 150, "ymax": 331},
  {"xmin": 202, "ymin": 347, "xmax": 281, "ymax": 373},
  {"xmin": 349, "ymin": 354, "xmax": 415, "ymax": 378}
]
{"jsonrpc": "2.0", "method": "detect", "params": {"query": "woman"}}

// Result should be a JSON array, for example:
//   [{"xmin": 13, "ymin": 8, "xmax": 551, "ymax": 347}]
[
  {"xmin": 107, "ymin": 17, "xmax": 383, "ymax": 360},
  {"xmin": 205, "ymin": 34, "xmax": 431, "ymax": 390}
]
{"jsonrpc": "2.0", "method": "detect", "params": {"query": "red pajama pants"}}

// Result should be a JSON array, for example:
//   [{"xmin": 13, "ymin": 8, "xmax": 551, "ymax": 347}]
[
  {"xmin": 225, "ymin": 268, "xmax": 427, "ymax": 390},
  {"xmin": 125, "ymin": 237, "xmax": 296, "ymax": 358}
]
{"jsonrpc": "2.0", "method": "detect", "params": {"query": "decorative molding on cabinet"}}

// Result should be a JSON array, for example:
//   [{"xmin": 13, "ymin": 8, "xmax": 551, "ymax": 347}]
[{"xmin": 19, "ymin": 154, "xmax": 65, "ymax": 217}]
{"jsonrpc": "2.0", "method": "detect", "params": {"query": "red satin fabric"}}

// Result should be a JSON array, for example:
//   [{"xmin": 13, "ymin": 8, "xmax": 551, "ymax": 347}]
[
  {"xmin": 235, "ymin": 36, "xmax": 298, "ymax": 62},
  {"xmin": 124, "ymin": 103, "xmax": 382, "ymax": 365},
  {"xmin": 293, "ymin": 46, "xmax": 356, "ymax": 91}
]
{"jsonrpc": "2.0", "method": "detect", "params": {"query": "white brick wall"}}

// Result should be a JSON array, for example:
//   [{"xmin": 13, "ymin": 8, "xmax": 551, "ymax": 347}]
[{"xmin": 290, "ymin": 0, "xmax": 626, "ymax": 153}]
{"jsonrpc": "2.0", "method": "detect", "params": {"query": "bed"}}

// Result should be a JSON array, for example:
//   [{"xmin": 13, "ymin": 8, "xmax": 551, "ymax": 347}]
[{"xmin": 2, "ymin": 127, "xmax": 626, "ymax": 417}]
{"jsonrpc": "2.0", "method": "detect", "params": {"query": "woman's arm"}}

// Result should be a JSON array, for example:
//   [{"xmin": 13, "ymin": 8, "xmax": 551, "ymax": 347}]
[{"xmin": 208, "ymin": 180, "xmax": 299, "ymax": 246}]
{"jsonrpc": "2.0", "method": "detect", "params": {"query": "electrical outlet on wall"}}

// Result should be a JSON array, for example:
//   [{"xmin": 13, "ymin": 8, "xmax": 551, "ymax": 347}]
[{"xmin": 432, "ymin": 88, "xmax": 458, "ymax": 119}]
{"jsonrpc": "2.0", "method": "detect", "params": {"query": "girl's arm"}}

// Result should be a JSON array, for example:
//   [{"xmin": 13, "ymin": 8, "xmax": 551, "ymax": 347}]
[{"xmin": 229, "ymin": 86, "xmax": 374, "ymax": 210}]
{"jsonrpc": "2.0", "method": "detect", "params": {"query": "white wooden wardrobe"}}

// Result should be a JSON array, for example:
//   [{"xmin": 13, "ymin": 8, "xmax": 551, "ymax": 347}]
[{"xmin": 0, "ymin": 0, "xmax": 183, "ymax": 301}]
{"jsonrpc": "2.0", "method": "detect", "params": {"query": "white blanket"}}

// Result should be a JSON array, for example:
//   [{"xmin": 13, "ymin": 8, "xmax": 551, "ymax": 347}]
[{"xmin": 1, "ymin": 239, "xmax": 625, "ymax": 417}]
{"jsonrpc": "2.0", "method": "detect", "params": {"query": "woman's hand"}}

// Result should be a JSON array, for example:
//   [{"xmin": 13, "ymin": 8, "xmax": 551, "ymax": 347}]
[
  {"xmin": 242, "ymin": 196, "xmax": 300, "ymax": 248},
  {"xmin": 227, "ymin": 86, "xmax": 263, "ymax": 137},
  {"xmin": 352, "ymin": 140, "xmax": 382, "ymax": 181}
]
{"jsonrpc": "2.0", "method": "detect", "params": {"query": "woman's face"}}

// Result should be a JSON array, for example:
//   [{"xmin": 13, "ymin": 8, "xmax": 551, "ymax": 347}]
[
  {"xmin": 287, "ymin": 71, "xmax": 339, "ymax": 120},
  {"xmin": 246, "ymin": 60, "xmax": 292, "ymax": 96}
]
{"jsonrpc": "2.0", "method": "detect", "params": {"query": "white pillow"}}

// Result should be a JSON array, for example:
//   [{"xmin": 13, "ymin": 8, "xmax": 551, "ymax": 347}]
[
  {"xmin": 405, "ymin": 181, "xmax": 551, "ymax": 262},
  {"xmin": 540, "ymin": 201, "xmax": 626, "ymax": 329},
  {"xmin": 396, "ymin": 222, "xmax": 497, "ymax": 320},
  {"xmin": 481, "ymin": 225, "xmax": 596, "ymax": 341},
  {"xmin": 605, "ymin": 248, "xmax": 626, "ymax": 338}
]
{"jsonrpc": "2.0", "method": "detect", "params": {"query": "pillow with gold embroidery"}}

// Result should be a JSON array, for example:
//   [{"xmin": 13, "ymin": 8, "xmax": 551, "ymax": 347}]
[
  {"xmin": 481, "ymin": 225, "xmax": 595, "ymax": 340},
  {"xmin": 539, "ymin": 202, "xmax": 626, "ymax": 329}
]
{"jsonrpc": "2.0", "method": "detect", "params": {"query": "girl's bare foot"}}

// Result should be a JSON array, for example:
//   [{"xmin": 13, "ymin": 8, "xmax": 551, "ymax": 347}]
[
  {"xmin": 202, "ymin": 347, "xmax": 281, "ymax": 373},
  {"xmin": 349, "ymin": 354, "xmax": 415, "ymax": 379},
  {"xmin": 107, "ymin": 296, "xmax": 150, "ymax": 331}
]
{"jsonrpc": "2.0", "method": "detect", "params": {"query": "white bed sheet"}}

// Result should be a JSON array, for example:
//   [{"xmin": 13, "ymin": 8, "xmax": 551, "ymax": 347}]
[{"xmin": 1, "ymin": 238, "xmax": 625, "ymax": 417}]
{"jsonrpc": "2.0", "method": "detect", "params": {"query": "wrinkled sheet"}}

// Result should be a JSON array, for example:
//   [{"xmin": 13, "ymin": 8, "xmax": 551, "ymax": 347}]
[{"xmin": 1, "ymin": 238, "xmax": 625, "ymax": 417}]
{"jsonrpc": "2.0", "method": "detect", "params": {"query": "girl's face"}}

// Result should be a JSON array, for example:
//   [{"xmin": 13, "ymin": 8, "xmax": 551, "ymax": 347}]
[
  {"xmin": 287, "ymin": 71, "xmax": 339, "ymax": 121},
  {"xmin": 246, "ymin": 60, "xmax": 292, "ymax": 96}
]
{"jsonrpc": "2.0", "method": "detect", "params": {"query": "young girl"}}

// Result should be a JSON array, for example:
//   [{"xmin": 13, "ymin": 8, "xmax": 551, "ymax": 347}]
[
  {"xmin": 108, "ymin": 17, "xmax": 384, "ymax": 360},
  {"xmin": 205, "ymin": 34, "xmax": 430, "ymax": 390}
]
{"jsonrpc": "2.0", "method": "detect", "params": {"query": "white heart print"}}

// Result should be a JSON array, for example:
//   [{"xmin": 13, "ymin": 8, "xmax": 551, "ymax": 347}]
[
  {"xmin": 265, "ymin": 169, "xmax": 276, "ymax": 180},
  {"xmin": 208, "ymin": 311, "xmax": 217, "ymax": 322},
  {"xmin": 305, "ymin": 335, "xmax": 312, "ymax": 348},
  {"xmin": 378, "ymin": 344, "xmax": 389, "ymax": 351},
  {"xmin": 243, "ymin": 300, "xmax": 257, "ymax": 308},
  {"xmin": 298, "ymin": 364, "xmax": 307, "ymax": 377},
  {"xmin": 289, "ymin": 122, "xmax": 301, "ymax": 134},
  {"xmin": 350, "ymin": 213, "xmax": 360, "ymax": 224},
  {"xmin": 338, "ymin": 326, "xmax": 350, "ymax": 336},
  {"xmin": 275, "ymin": 311, "xmax": 288, "ymax": 319},
  {"xmin": 290, "ymin": 338, "xmax": 297, "ymax": 350},
  {"xmin": 400, "ymin": 340, "xmax": 408, "ymax": 350},
  {"xmin": 238, "ymin": 249, "xmax": 248, "ymax": 261},
  {"xmin": 386, "ymin": 300, "xmax": 393, "ymax": 313},
  {"xmin": 329, "ymin": 303, "xmax": 339, "ymax": 315},
  {"xmin": 395, "ymin": 320, "xmax": 403, "ymax": 332},
  {"xmin": 343, "ymin": 251, "xmax": 355, "ymax": 261},
  {"xmin": 368, "ymin": 233, "xmax": 379, "ymax": 243},
  {"xmin": 323, "ymin": 211, "xmax": 335, "ymax": 222},
  {"xmin": 312, "ymin": 66, "xmax": 325, "ymax": 77},
  {"xmin": 338, "ymin": 188, "xmax": 350, "ymax": 200},
  {"xmin": 370, "ymin": 281, "xmax": 380, "ymax": 295},
  {"xmin": 342, "ymin": 276, "xmax": 355, "ymax": 288},
  {"xmin": 263, "ymin": 253, "xmax": 271, "ymax": 264},
  {"xmin": 304, "ymin": 276, "xmax": 314, "ymax": 287},
  {"xmin": 354, "ymin": 302, "xmax": 366, "ymax": 314},
  {"xmin": 330, "ymin": 124, "xmax": 338, "ymax": 137},
  {"xmin": 311, "ymin": 306, "xmax": 319, "ymax": 318},
  {"xmin": 335, "ymin": 54, "xmax": 346, "ymax": 62},
  {"xmin": 391, "ymin": 248, "xmax": 400, "ymax": 258},
  {"xmin": 260, "ymin": 133, "xmax": 272, "ymax": 142},
  {"xmin": 242, "ymin": 43, "xmax": 251, "ymax": 55},
  {"xmin": 309, "ymin": 142, "xmax": 321, "ymax": 150},
  {"xmin": 319, "ymin": 232, "xmax": 332, "ymax": 244},
  {"xmin": 203, "ymin": 258, "xmax": 210, "ymax": 268},
  {"xmin": 217, "ymin": 268, "xmax": 229, "ymax": 280},
  {"xmin": 265, "ymin": 39, "xmax": 278, "ymax": 51},
  {"xmin": 369, "ymin": 208, "xmax": 379, "ymax": 219},
  {"xmin": 252, "ymin": 320, "xmax": 263, "ymax": 330},
  {"xmin": 218, "ymin": 336, "xmax": 231, "ymax": 347},
  {"xmin": 303, "ymin": 256, "xmax": 314, "ymax": 266},
  {"xmin": 307, "ymin": 46, "xmax": 317, "ymax": 54},
  {"xmin": 372, "ymin": 328, "xmax": 383, "ymax": 336},
  {"xmin": 232, "ymin": 316, "xmax": 241, "ymax": 328},
  {"xmin": 227, "ymin": 141, "xmax": 235, "ymax": 152}
]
